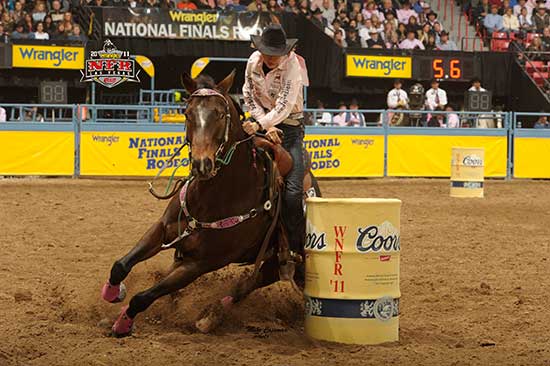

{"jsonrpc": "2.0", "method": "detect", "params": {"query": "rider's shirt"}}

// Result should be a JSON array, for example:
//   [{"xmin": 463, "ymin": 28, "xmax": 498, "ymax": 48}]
[{"xmin": 243, "ymin": 50, "xmax": 307, "ymax": 130}]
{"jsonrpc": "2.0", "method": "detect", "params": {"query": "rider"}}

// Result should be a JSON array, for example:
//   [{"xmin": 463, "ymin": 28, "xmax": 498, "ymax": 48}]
[{"xmin": 242, "ymin": 24, "xmax": 308, "ymax": 275}]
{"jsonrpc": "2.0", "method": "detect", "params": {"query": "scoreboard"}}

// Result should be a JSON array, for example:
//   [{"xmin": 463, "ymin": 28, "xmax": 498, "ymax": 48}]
[{"xmin": 345, "ymin": 53, "xmax": 478, "ymax": 81}]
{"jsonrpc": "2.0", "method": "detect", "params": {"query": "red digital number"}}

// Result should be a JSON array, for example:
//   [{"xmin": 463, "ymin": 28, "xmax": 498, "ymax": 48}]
[
  {"xmin": 432, "ymin": 58, "xmax": 444, "ymax": 78},
  {"xmin": 450, "ymin": 59, "xmax": 462, "ymax": 79}
]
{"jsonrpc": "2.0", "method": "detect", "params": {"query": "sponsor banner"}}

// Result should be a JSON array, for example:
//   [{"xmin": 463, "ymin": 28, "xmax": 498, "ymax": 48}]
[
  {"xmin": 304, "ymin": 135, "xmax": 384, "ymax": 177},
  {"xmin": 387, "ymin": 135, "xmax": 507, "ymax": 177},
  {"xmin": 12, "ymin": 44, "xmax": 84, "ymax": 69},
  {"xmin": 80, "ymin": 131, "xmax": 189, "ymax": 176},
  {"xmin": 81, "ymin": 132, "xmax": 384, "ymax": 177},
  {"xmin": 514, "ymin": 137, "xmax": 550, "ymax": 178},
  {"xmin": 0, "ymin": 131, "xmax": 74, "ymax": 175},
  {"xmin": 102, "ymin": 8, "xmax": 273, "ymax": 40},
  {"xmin": 346, "ymin": 54, "xmax": 412, "ymax": 78}
]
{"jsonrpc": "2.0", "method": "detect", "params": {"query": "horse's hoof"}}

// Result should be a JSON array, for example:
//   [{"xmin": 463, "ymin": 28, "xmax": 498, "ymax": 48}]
[
  {"xmin": 101, "ymin": 282, "xmax": 126, "ymax": 303},
  {"xmin": 195, "ymin": 301, "xmax": 227, "ymax": 334},
  {"xmin": 112, "ymin": 305, "xmax": 134, "ymax": 337}
]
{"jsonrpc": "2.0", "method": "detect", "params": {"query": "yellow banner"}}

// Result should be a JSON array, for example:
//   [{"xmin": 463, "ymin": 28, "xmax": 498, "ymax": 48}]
[
  {"xmin": 12, "ymin": 44, "xmax": 84, "ymax": 69},
  {"xmin": 346, "ymin": 55, "xmax": 412, "ymax": 78},
  {"xmin": 388, "ymin": 135, "xmax": 507, "ymax": 177},
  {"xmin": 80, "ymin": 131, "xmax": 189, "ymax": 176},
  {"xmin": 514, "ymin": 137, "xmax": 550, "ymax": 178},
  {"xmin": 305, "ymin": 135, "xmax": 384, "ymax": 177},
  {"xmin": 0, "ymin": 131, "xmax": 74, "ymax": 175}
]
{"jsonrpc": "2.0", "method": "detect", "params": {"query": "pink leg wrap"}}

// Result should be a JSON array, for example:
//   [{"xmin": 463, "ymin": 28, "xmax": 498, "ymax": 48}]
[{"xmin": 112, "ymin": 305, "xmax": 134, "ymax": 337}]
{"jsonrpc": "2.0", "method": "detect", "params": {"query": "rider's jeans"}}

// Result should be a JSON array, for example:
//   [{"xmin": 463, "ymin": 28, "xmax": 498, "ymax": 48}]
[{"xmin": 278, "ymin": 123, "xmax": 305, "ymax": 254}]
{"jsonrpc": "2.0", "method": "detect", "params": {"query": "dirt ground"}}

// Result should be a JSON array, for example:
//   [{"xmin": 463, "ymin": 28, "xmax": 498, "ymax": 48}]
[{"xmin": 1, "ymin": 178, "xmax": 550, "ymax": 366}]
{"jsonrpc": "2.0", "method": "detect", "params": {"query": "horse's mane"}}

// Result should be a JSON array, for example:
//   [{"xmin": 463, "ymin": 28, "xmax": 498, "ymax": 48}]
[{"xmin": 194, "ymin": 74, "xmax": 246, "ymax": 121}]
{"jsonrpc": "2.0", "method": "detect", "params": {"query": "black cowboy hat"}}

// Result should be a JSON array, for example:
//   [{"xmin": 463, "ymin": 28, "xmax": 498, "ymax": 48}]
[
  {"xmin": 471, "ymin": 76, "xmax": 481, "ymax": 83},
  {"xmin": 251, "ymin": 24, "xmax": 298, "ymax": 56}
]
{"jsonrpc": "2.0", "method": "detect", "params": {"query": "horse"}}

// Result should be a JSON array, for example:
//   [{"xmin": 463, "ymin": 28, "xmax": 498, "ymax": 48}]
[{"xmin": 101, "ymin": 70, "xmax": 319, "ymax": 337}]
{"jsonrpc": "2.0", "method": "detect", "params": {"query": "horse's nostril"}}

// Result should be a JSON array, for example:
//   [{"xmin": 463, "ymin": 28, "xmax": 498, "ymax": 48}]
[{"xmin": 192, "ymin": 158, "xmax": 213, "ymax": 176}]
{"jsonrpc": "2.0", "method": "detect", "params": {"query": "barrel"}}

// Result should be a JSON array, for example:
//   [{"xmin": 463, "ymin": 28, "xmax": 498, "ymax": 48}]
[
  {"xmin": 450, "ymin": 147, "xmax": 485, "ymax": 198},
  {"xmin": 304, "ymin": 198, "xmax": 401, "ymax": 345}
]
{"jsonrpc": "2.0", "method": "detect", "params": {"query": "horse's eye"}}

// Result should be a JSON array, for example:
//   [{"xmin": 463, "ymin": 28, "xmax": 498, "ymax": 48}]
[{"xmin": 220, "ymin": 112, "xmax": 225, "ymax": 120}]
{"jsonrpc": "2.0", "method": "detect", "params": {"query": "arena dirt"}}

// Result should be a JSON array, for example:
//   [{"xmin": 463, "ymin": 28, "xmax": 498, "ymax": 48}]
[{"xmin": 1, "ymin": 178, "xmax": 549, "ymax": 366}]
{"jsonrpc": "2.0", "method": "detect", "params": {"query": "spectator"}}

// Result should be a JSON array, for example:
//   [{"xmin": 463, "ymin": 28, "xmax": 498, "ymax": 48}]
[
  {"xmin": 371, "ymin": 14, "xmax": 383, "ymax": 32},
  {"xmin": 0, "ymin": 24, "xmax": 7, "ymax": 42},
  {"xmin": 336, "ymin": 8, "xmax": 350, "ymax": 27},
  {"xmin": 334, "ymin": 29, "xmax": 346, "ymax": 46},
  {"xmin": 49, "ymin": 0, "xmax": 64, "ymax": 23},
  {"xmin": 18, "ymin": 0, "xmax": 33, "ymax": 14},
  {"xmin": 0, "ymin": 106, "xmax": 5, "ymax": 122},
  {"xmin": 145, "ymin": 0, "xmax": 159, "ymax": 7},
  {"xmin": 534, "ymin": 115, "xmax": 549, "ymax": 128},
  {"xmin": 367, "ymin": 28, "xmax": 386, "ymax": 48},
  {"xmin": 503, "ymin": 6, "xmax": 520, "ymax": 31},
  {"xmin": 346, "ymin": 99, "xmax": 366, "ymax": 126},
  {"xmin": 358, "ymin": 18, "xmax": 372, "ymax": 41},
  {"xmin": 433, "ymin": 21, "xmax": 443, "ymax": 41},
  {"xmin": 386, "ymin": 32, "xmax": 401, "ymax": 48},
  {"xmin": 426, "ymin": 10, "xmax": 440, "ymax": 27},
  {"xmin": 380, "ymin": 0, "xmax": 397, "ymax": 18},
  {"xmin": 406, "ymin": 14, "xmax": 421, "ymax": 35},
  {"xmin": 52, "ymin": 21, "xmax": 66, "ymax": 39},
  {"xmin": 1, "ymin": 11, "xmax": 15, "ymax": 32},
  {"xmin": 227, "ymin": 0, "xmax": 245, "ymax": 10},
  {"xmin": 397, "ymin": 1, "xmax": 418, "ymax": 24},
  {"xmin": 23, "ymin": 13, "xmax": 33, "ymax": 32},
  {"xmin": 159, "ymin": 0, "xmax": 175, "ymax": 9},
  {"xmin": 533, "ymin": 3, "xmax": 549, "ymax": 32},
  {"xmin": 347, "ymin": 27, "xmax": 362, "ymax": 47},
  {"xmin": 332, "ymin": 102, "xmax": 348, "ymax": 125},
  {"xmin": 10, "ymin": 1, "xmax": 26, "ymax": 24},
  {"xmin": 284, "ymin": 0, "xmax": 299, "ymax": 13},
  {"xmin": 177, "ymin": 0, "xmax": 198, "ymax": 9},
  {"xmin": 326, "ymin": 18, "xmax": 346, "ymax": 39},
  {"xmin": 469, "ymin": 77, "xmax": 487, "ymax": 91},
  {"xmin": 10, "ymin": 22, "xmax": 28, "ymax": 38},
  {"xmin": 382, "ymin": 21, "xmax": 397, "ymax": 43},
  {"xmin": 484, "ymin": 4, "xmax": 504, "ymax": 33},
  {"xmin": 542, "ymin": 26, "xmax": 550, "ymax": 48},
  {"xmin": 397, "ymin": 22, "xmax": 407, "ymax": 40},
  {"xmin": 425, "ymin": 79, "xmax": 447, "ymax": 110},
  {"xmin": 438, "ymin": 30, "xmax": 458, "ymax": 50},
  {"xmin": 526, "ymin": 35, "xmax": 545, "ymax": 59},
  {"xmin": 311, "ymin": 8, "xmax": 327, "ymax": 29},
  {"xmin": 315, "ymin": 100, "xmax": 333, "ymax": 125},
  {"xmin": 247, "ymin": 0, "xmax": 265, "ymax": 11},
  {"xmin": 31, "ymin": 1, "xmax": 47, "ymax": 22},
  {"xmin": 32, "ymin": 21, "xmax": 49, "ymax": 39},
  {"xmin": 68, "ymin": 23, "xmax": 87, "ymax": 42},
  {"xmin": 385, "ymin": 12, "xmax": 398, "ymax": 29},
  {"xmin": 319, "ymin": 0, "xmax": 335, "ymax": 23},
  {"xmin": 474, "ymin": 0, "xmax": 491, "ymax": 24},
  {"xmin": 363, "ymin": 0, "xmax": 384, "ymax": 20},
  {"xmin": 514, "ymin": 0, "xmax": 532, "ymax": 15},
  {"xmin": 419, "ymin": 22, "xmax": 433, "ymax": 43},
  {"xmin": 425, "ymin": 33, "xmax": 438, "ymax": 49},
  {"xmin": 399, "ymin": 29, "xmax": 425, "ymax": 48},
  {"xmin": 427, "ymin": 109, "xmax": 445, "ymax": 127},
  {"xmin": 216, "ymin": 0, "xmax": 229, "ymax": 10},
  {"xmin": 518, "ymin": 7, "xmax": 534, "ymax": 31},
  {"xmin": 387, "ymin": 79, "xmax": 409, "ymax": 109},
  {"xmin": 446, "ymin": 106, "xmax": 460, "ymax": 128}
]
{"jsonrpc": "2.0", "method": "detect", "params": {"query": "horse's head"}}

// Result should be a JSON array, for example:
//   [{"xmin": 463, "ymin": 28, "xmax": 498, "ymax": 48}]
[{"xmin": 181, "ymin": 71, "xmax": 237, "ymax": 180}]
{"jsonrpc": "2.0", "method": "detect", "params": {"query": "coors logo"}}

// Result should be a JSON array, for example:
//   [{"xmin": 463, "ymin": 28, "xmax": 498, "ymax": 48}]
[
  {"xmin": 305, "ymin": 220, "xmax": 327, "ymax": 251},
  {"xmin": 356, "ymin": 221, "xmax": 400, "ymax": 253},
  {"xmin": 462, "ymin": 154, "xmax": 483, "ymax": 167}
]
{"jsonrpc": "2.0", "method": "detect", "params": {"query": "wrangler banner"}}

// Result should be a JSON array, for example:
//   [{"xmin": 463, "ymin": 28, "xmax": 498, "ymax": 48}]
[
  {"xmin": 101, "ymin": 8, "xmax": 273, "ymax": 40},
  {"xmin": 0, "ymin": 131, "xmax": 74, "ymax": 175},
  {"xmin": 80, "ymin": 131, "xmax": 384, "ymax": 177},
  {"xmin": 12, "ymin": 44, "xmax": 84, "ymax": 69}
]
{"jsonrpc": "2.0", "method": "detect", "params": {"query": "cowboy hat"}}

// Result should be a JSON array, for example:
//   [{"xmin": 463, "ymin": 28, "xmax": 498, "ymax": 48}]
[{"xmin": 251, "ymin": 24, "xmax": 298, "ymax": 56}]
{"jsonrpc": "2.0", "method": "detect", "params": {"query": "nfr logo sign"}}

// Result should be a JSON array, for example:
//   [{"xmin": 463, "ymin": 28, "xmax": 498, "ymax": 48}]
[{"xmin": 80, "ymin": 39, "xmax": 140, "ymax": 88}]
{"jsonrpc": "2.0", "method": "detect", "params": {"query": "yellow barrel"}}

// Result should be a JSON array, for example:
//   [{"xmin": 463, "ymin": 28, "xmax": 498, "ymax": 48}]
[
  {"xmin": 450, "ymin": 147, "xmax": 485, "ymax": 198},
  {"xmin": 304, "ymin": 197, "xmax": 401, "ymax": 345}
]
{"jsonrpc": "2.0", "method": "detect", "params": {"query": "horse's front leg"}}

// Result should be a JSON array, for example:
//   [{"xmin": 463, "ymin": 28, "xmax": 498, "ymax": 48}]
[
  {"xmin": 195, "ymin": 253, "xmax": 281, "ymax": 333},
  {"xmin": 102, "ymin": 198, "xmax": 181, "ymax": 303},
  {"xmin": 112, "ymin": 258, "xmax": 205, "ymax": 337}
]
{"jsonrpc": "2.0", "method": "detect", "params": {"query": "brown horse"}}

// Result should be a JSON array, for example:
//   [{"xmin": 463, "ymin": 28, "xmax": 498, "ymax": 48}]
[{"xmin": 101, "ymin": 71, "xmax": 318, "ymax": 337}]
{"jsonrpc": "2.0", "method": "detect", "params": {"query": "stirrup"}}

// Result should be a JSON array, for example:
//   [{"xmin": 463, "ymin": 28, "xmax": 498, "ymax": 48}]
[{"xmin": 278, "ymin": 251, "xmax": 302, "ymax": 282}]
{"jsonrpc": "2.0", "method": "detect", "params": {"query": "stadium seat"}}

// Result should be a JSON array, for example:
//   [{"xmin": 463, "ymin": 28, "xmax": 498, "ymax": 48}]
[
  {"xmin": 531, "ymin": 72, "xmax": 549, "ymax": 87},
  {"xmin": 491, "ymin": 39, "xmax": 510, "ymax": 51},
  {"xmin": 492, "ymin": 32, "xmax": 508, "ymax": 40},
  {"xmin": 525, "ymin": 33, "xmax": 539, "ymax": 47},
  {"xmin": 525, "ymin": 61, "xmax": 546, "ymax": 73}
]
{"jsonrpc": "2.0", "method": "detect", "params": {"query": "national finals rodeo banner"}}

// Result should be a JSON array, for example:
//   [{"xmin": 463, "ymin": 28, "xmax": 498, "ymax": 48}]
[
  {"xmin": 79, "ymin": 131, "xmax": 385, "ymax": 177},
  {"xmin": 101, "ymin": 8, "xmax": 274, "ymax": 40}
]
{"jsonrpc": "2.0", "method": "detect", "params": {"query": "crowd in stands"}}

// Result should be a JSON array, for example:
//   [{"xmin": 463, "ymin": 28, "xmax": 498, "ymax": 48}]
[{"xmin": 0, "ymin": 0, "xmax": 87, "ymax": 41}]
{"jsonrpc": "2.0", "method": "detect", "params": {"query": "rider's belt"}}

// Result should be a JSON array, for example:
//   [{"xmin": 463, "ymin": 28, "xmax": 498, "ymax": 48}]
[{"xmin": 282, "ymin": 114, "xmax": 304, "ymax": 126}]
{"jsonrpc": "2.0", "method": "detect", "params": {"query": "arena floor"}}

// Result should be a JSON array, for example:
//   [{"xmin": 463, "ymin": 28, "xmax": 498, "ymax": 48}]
[{"xmin": 1, "ymin": 178, "xmax": 549, "ymax": 366}]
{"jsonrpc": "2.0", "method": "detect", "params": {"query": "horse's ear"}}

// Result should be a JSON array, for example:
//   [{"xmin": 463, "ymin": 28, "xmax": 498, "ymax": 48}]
[
  {"xmin": 181, "ymin": 72, "xmax": 197, "ymax": 94},
  {"xmin": 216, "ymin": 69, "xmax": 236, "ymax": 95}
]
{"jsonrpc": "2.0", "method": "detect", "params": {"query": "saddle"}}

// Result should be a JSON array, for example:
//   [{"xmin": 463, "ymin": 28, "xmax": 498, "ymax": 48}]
[{"xmin": 253, "ymin": 136, "xmax": 293, "ymax": 178}]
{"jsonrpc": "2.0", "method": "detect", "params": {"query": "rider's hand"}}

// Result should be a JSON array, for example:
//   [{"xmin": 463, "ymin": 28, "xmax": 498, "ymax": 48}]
[
  {"xmin": 243, "ymin": 121, "xmax": 260, "ymax": 135},
  {"xmin": 266, "ymin": 127, "xmax": 283, "ymax": 144}
]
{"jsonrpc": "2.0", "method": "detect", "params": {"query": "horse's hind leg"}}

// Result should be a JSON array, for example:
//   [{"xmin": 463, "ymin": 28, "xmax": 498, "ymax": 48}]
[
  {"xmin": 195, "ymin": 254, "xmax": 280, "ymax": 333},
  {"xmin": 112, "ymin": 259, "xmax": 204, "ymax": 337},
  {"xmin": 101, "ymin": 220, "xmax": 165, "ymax": 303}
]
